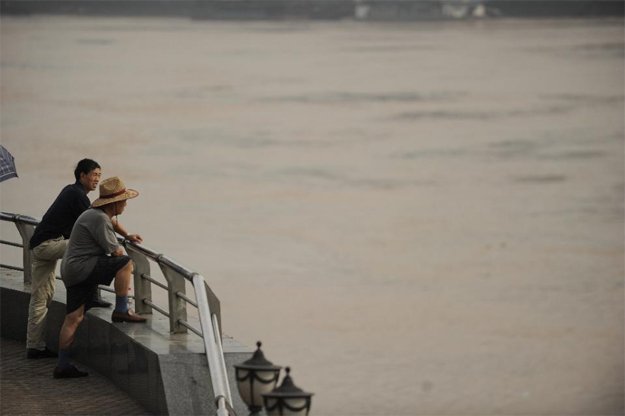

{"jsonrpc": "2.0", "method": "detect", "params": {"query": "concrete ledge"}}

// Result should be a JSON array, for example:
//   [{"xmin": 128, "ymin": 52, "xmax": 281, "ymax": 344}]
[{"xmin": 0, "ymin": 269, "xmax": 252, "ymax": 416}]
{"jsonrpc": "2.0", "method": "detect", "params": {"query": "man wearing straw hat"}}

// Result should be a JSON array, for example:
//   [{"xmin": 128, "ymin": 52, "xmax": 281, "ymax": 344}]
[{"xmin": 54, "ymin": 176, "xmax": 146, "ymax": 379}]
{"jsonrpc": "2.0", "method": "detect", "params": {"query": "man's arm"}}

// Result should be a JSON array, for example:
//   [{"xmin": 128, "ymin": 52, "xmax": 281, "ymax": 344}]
[
  {"xmin": 94, "ymin": 215, "xmax": 126, "ymax": 257},
  {"xmin": 112, "ymin": 217, "xmax": 143, "ymax": 243},
  {"xmin": 111, "ymin": 246, "xmax": 126, "ymax": 257}
]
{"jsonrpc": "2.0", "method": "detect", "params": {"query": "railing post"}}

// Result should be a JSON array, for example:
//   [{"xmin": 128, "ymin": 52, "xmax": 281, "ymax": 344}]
[
  {"xmin": 14, "ymin": 220, "xmax": 35, "ymax": 284},
  {"xmin": 125, "ymin": 244, "xmax": 153, "ymax": 315},
  {"xmin": 158, "ymin": 263, "xmax": 188, "ymax": 334}
]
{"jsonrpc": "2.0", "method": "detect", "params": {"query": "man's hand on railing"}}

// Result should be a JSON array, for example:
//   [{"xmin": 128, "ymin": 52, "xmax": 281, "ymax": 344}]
[
  {"xmin": 125, "ymin": 234, "xmax": 143, "ymax": 244},
  {"xmin": 112, "ymin": 216, "xmax": 142, "ymax": 244}
]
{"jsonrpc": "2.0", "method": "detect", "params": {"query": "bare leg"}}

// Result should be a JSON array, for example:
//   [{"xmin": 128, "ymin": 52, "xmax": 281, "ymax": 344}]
[
  {"xmin": 111, "ymin": 260, "xmax": 146, "ymax": 323},
  {"xmin": 54, "ymin": 304, "xmax": 89, "ymax": 378},
  {"xmin": 114, "ymin": 260, "xmax": 133, "ymax": 296},
  {"xmin": 58, "ymin": 305, "xmax": 85, "ymax": 351}
]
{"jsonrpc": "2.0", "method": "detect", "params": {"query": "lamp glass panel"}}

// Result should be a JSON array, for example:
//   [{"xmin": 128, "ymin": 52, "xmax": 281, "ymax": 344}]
[
  {"xmin": 251, "ymin": 370, "xmax": 279, "ymax": 405},
  {"xmin": 265, "ymin": 397, "xmax": 308, "ymax": 416},
  {"xmin": 264, "ymin": 398, "xmax": 278, "ymax": 416},
  {"xmin": 236, "ymin": 369, "xmax": 252, "ymax": 405},
  {"xmin": 282, "ymin": 397, "xmax": 308, "ymax": 415}
]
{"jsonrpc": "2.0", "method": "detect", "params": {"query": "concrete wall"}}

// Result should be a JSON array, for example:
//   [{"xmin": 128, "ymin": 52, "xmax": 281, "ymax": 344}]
[{"xmin": 0, "ymin": 270, "xmax": 252, "ymax": 416}]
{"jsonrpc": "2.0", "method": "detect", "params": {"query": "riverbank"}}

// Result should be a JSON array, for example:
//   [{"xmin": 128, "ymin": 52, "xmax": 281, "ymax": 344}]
[{"xmin": 1, "ymin": 0, "xmax": 623, "ymax": 20}]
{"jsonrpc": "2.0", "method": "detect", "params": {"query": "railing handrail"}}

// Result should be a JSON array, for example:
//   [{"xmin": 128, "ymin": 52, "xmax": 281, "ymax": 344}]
[
  {"xmin": 1, "ymin": 210, "xmax": 235, "ymax": 416},
  {"xmin": 0, "ymin": 211, "xmax": 39, "ymax": 226},
  {"xmin": 0, "ymin": 212, "xmax": 197, "ymax": 282},
  {"xmin": 121, "ymin": 241, "xmax": 197, "ymax": 279}
]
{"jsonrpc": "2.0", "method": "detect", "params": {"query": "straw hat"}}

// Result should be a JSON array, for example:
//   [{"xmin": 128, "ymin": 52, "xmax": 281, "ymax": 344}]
[{"xmin": 91, "ymin": 176, "xmax": 139, "ymax": 208}]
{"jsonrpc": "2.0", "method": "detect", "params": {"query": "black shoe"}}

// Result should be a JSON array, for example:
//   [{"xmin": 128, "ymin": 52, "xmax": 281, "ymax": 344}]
[
  {"xmin": 27, "ymin": 347, "xmax": 58, "ymax": 359},
  {"xmin": 53, "ymin": 364, "xmax": 88, "ymax": 379},
  {"xmin": 87, "ymin": 297, "xmax": 112, "ymax": 308}
]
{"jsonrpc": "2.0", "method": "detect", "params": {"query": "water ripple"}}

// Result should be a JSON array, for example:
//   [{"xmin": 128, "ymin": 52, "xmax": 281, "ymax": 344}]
[
  {"xmin": 511, "ymin": 174, "xmax": 568, "ymax": 184},
  {"xmin": 262, "ymin": 91, "xmax": 465, "ymax": 104},
  {"xmin": 394, "ymin": 105, "xmax": 573, "ymax": 121}
]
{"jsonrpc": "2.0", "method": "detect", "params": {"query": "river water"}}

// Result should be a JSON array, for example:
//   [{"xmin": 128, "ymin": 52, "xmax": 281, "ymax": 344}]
[{"xmin": 1, "ymin": 16, "xmax": 623, "ymax": 415}]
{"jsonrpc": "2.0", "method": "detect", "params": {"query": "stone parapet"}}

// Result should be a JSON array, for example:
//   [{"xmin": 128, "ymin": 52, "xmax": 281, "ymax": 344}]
[{"xmin": 0, "ymin": 269, "xmax": 252, "ymax": 416}]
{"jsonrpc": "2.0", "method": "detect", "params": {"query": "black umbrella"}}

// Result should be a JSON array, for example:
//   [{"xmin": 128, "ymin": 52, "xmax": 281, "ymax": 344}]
[{"xmin": 0, "ymin": 145, "xmax": 18, "ymax": 182}]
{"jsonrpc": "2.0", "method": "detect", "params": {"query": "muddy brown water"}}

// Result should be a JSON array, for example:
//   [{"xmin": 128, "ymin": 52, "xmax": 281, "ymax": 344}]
[{"xmin": 1, "ymin": 16, "xmax": 623, "ymax": 415}]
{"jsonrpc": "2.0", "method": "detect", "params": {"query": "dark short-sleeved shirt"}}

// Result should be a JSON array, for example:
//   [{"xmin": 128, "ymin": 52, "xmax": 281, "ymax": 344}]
[{"xmin": 29, "ymin": 182, "xmax": 90, "ymax": 249}]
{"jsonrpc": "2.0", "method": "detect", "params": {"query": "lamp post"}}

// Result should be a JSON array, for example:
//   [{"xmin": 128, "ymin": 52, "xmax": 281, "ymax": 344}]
[
  {"xmin": 234, "ymin": 341, "xmax": 281, "ymax": 415},
  {"xmin": 263, "ymin": 367, "xmax": 314, "ymax": 415}
]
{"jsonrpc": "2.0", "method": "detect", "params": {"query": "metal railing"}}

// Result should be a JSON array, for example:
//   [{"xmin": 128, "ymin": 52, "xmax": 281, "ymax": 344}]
[{"xmin": 0, "ymin": 211, "xmax": 235, "ymax": 416}]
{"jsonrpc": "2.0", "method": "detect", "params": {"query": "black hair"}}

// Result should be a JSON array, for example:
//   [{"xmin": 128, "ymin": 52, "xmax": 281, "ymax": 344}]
[{"xmin": 74, "ymin": 159, "xmax": 101, "ymax": 181}]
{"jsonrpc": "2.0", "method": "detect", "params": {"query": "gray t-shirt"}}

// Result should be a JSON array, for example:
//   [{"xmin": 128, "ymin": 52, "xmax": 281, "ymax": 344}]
[{"xmin": 61, "ymin": 208, "xmax": 120, "ymax": 287}]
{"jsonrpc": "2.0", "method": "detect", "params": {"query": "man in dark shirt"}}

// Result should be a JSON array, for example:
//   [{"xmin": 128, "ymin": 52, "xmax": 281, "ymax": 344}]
[
  {"xmin": 26, "ymin": 159, "xmax": 142, "ymax": 358},
  {"xmin": 29, "ymin": 178, "xmax": 95, "ymax": 251}
]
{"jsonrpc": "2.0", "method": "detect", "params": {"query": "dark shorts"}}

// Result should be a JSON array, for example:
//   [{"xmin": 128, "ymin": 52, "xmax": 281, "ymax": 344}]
[{"xmin": 66, "ymin": 255, "xmax": 131, "ymax": 314}]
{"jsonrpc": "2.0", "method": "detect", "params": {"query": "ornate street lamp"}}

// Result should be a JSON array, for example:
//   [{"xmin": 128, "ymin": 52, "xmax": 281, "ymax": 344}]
[
  {"xmin": 263, "ymin": 367, "xmax": 314, "ymax": 415},
  {"xmin": 234, "ymin": 341, "xmax": 281, "ymax": 415}
]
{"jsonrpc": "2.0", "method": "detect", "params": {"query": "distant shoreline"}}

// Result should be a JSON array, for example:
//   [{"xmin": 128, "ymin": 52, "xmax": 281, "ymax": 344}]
[{"xmin": 1, "ymin": 0, "xmax": 623, "ymax": 21}]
